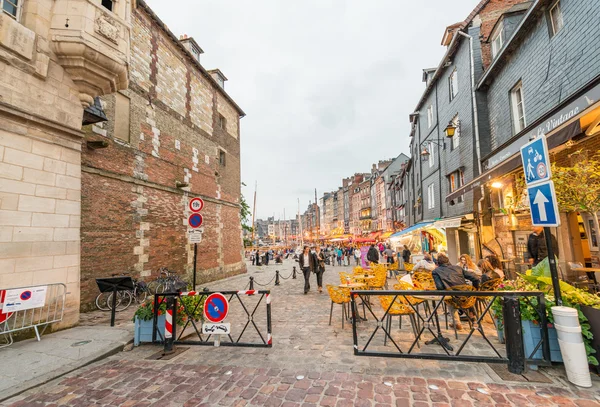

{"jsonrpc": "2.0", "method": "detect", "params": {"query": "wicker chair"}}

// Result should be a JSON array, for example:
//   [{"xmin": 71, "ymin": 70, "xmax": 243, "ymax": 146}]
[
  {"xmin": 412, "ymin": 271, "xmax": 436, "ymax": 291},
  {"xmin": 476, "ymin": 278, "xmax": 503, "ymax": 317},
  {"xmin": 444, "ymin": 285, "xmax": 477, "ymax": 339},
  {"xmin": 378, "ymin": 295, "xmax": 419, "ymax": 347},
  {"xmin": 326, "ymin": 284, "xmax": 351, "ymax": 328},
  {"xmin": 339, "ymin": 272, "xmax": 354, "ymax": 285}
]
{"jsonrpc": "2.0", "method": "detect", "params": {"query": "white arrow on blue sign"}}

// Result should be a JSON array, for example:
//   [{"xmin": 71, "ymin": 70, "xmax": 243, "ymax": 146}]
[
  {"xmin": 520, "ymin": 135, "xmax": 551, "ymax": 185},
  {"xmin": 527, "ymin": 180, "xmax": 560, "ymax": 227}
]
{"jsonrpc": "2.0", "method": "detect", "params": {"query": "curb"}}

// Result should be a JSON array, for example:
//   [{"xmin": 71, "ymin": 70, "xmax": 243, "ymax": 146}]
[{"xmin": 0, "ymin": 338, "xmax": 133, "ymax": 404}]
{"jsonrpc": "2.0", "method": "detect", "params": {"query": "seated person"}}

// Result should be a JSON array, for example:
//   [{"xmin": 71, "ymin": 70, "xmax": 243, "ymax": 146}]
[
  {"xmin": 485, "ymin": 255, "xmax": 505, "ymax": 280},
  {"xmin": 432, "ymin": 253, "xmax": 480, "ymax": 330},
  {"xmin": 478, "ymin": 259, "xmax": 502, "ymax": 284},
  {"xmin": 413, "ymin": 253, "xmax": 437, "ymax": 272},
  {"xmin": 457, "ymin": 254, "xmax": 481, "ymax": 276}
]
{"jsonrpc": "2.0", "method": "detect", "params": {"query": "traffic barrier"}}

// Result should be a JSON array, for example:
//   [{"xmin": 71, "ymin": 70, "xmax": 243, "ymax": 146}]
[{"xmin": 0, "ymin": 283, "xmax": 66, "ymax": 348}]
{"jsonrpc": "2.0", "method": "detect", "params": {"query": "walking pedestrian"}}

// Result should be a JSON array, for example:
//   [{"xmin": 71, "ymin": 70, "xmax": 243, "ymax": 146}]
[
  {"xmin": 401, "ymin": 245, "xmax": 411, "ymax": 265},
  {"xmin": 298, "ymin": 245, "xmax": 316, "ymax": 294},
  {"xmin": 367, "ymin": 244, "xmax": 379, "ymax": 264},
  {"xmin": 527, "ymin": 226, "xmax": 559, "ymax": 266},
  {"xmin": 354, "ymin": 246, "xmax": 361, "ymax": 265},
  {"xmin": 315, "ymin": 246, "xmax": 326, "ymax": 293},
  {"xmin": 336, "ymin": 247, "xmax": 343, "ymax": 266},
  {"xmin": 264, "ymin": 249, "xmax": 270, "ymax": 266}
]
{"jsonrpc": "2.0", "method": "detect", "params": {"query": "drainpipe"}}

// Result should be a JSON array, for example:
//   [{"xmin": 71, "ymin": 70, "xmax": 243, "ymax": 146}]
[{"xmin": 457, "ymin": 30, "xmax": 485, "ymax": 258}]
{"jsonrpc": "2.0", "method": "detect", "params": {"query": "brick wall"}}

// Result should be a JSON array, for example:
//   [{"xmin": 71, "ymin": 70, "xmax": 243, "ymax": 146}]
[{"xmin": 79, "ymin": 6, "xmax": 245, "ymax": 310}]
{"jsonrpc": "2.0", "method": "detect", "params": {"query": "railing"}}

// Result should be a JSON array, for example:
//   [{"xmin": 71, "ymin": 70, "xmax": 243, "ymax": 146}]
[
  {"xmin": 152, "ymin": 290, "xmax": 272, "ymax": 351},
  {"xmin": 349, "ymin": 289, "xmax": 550, "ymax": 373},
  {"xmin": 0, "ymin": 283, "xmax": 67, "ymax": 348}
]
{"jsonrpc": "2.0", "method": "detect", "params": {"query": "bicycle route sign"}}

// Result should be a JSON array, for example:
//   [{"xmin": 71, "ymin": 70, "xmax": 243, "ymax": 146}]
[
  {"xmin": 189, "ymin": 197, "xmax": 204, "ymax": 212},
  {"xmin": 203, "ymin": 293, "xmax": 229, "ymax": 323}
]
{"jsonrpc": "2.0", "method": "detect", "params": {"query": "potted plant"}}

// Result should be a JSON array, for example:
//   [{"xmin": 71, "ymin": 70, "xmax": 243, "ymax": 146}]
[{"xmin": 133, "ymin": 295, "xmax": 205, "ymax": 346}]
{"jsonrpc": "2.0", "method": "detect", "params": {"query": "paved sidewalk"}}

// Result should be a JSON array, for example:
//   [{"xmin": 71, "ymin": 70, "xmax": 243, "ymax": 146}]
[
  {"xmin": 3, "ymin": 259, "xmax": 600, "ymax": 406},
  {"xmin": 0, "ymin": 323, "xmax": 132, "ymax": 402}
]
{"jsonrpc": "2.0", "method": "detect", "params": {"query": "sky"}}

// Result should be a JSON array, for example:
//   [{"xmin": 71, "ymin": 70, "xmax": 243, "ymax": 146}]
[{"xmin": 145, "ymin": 0, "xmax": 477, "ymax": 220}]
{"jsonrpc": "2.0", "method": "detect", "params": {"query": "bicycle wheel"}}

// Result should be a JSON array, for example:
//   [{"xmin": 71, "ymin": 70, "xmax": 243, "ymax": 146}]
[
  {"xmin": 147, "ymin": 280, "xmax": 162, "ymax": 294},
  {"xmin": 135, "ymin": 287, "xmax": 148, "ymax": 303},
  {"xmin": 95, "ymin": 292, "xmax": 111, "ymax": 311},
  {"xmin": 107, "ymin": 291, "xmax": 133, "ymax": 311}
]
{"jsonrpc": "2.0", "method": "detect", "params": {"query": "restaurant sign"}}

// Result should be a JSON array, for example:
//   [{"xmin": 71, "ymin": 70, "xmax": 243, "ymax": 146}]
[{"xmin": 483, "ymin": 81, "xmax": 600, "ymax": 171}]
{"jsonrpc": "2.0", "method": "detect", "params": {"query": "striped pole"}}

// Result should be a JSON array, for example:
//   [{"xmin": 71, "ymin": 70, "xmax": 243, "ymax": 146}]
[
  {"xmin": 266, "ymin": 292, "xmax": 272, "ymax": 346},
  {"xmin": 164, "ymin": 295, "xmax": 175, "ymax": 353}
]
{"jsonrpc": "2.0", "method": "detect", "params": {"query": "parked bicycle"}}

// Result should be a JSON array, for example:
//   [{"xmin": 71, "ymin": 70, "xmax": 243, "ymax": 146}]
[
  {"xmin": 146, "ymin": 267, "xmax": 187, "ymax": 294},
  {"xmin": 95, "ymin": 274, "xmax": 150, "ymax": 312}
]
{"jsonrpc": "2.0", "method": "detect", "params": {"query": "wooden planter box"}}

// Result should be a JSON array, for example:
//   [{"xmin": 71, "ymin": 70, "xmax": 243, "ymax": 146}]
[
  {"xmin": 134, "ymin": 315, "xmax": 165, "ymax": 346},
  {"xmin": 522, "ymin": 319, "xmax": 563, "ymax": 369}
]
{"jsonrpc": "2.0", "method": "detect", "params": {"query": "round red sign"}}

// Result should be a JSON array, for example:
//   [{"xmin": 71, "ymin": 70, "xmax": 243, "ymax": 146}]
[
  {"xmin": 189, "ymin": 197, "xmax": 204, "ymax": 213},
  {"xmin": 203, "ymin": 293, "xmax": 229, "ymax": 323}
]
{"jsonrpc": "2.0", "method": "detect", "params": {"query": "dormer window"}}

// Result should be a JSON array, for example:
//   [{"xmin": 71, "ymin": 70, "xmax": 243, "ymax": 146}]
[
  {"xmin": 491, "ymin": 21, "xmax": 504, "ymax": 59},
  {"xmin": 1, "ymin": 0, "xmax": 20, "ymax": 20},
  {"xmin": 190, "ymin": 44, "xmax": 201, "ymax": 62},
  {"xmin": 101, "ymin": 0, "xmax": 113, "ymax": 12}
]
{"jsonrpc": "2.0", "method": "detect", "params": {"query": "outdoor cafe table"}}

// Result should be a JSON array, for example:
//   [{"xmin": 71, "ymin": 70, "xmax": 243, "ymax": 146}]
[
  {"xmin": 412, "ymin": 293, "xmax": 454, "ymax": 352},
  {"xmin": 339, "ymin": 282, "xmax": 367, "ymax": 322},
  {"xmin": 572, "ymin": 267, "xmax": 600, "ymax": 283}
]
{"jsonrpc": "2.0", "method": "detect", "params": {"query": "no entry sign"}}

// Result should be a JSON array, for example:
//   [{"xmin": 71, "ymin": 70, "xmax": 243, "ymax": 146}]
[
  {"xmin": 189, "ymin": 197, "xmax": 204, "ymax": 212},
  {"xmin": 188, "ymin": 213, "xmax": 203, "ymax": 228},
  {"xmin": 204, "ymin": 293, "xmax": 229, "ymax": 323}
]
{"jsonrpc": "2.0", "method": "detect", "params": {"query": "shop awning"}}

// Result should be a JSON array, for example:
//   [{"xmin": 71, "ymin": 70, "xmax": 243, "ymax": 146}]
[
  {"xmin": 433, "ymin": 216, "xmax": 463, "ymax": 229},
  {"xmin": 380, "ymin": 231, "xmax": 395, "ymax": 239},
  {"xmin": 389, "ymin": 222, "xmax": 433, "ymax": 239}
]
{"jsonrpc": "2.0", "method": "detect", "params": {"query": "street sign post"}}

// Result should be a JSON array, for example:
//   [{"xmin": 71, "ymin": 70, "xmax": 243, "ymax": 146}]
[
  {"xmin": 187, "ymin": 198, "xmax": 205, "ymax": 291},
  {"xmin": 526, "ymin": 180, "xmax": 560, "ymax": 227},
  {"xmin": 203, "ymin": 293, "xmax": 229, "ymax": 347},
  {"xmin": 521, "ymin": 135, "xmax": 551, "ymax": 185},
  {"xmin": 520, "ymin": 135, "xmax": 562, "ymax": 305}
]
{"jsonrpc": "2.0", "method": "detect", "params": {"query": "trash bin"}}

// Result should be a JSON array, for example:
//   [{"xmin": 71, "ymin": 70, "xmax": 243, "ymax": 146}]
[{"xmin": 551, "ymin": 306, "xmax": 592, "ymax": 387}]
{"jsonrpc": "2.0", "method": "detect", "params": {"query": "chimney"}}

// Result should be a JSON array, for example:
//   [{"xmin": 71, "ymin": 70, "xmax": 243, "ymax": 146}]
[{"xmin": 179, "ymin": 35, "xmax": 203, "ymax": 63}]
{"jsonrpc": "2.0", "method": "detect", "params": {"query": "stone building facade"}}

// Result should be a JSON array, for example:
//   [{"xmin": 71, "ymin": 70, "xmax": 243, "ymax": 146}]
[
  {"xmin": 0, "ymin": 0, "xmax": 130, "ymax": 325},
  {"xmin": 79, "ymin": 0, "xmax": 246, "ymax": 309}
]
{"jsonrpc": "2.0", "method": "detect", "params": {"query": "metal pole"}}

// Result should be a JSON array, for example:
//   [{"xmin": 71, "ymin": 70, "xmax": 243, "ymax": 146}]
[
  {"xmin": 251, "ymin": 181, "xmax": 257, "ymax": 245},
  {"xmin": 350, "ymin": 292, "xmax": 359, "ymax": 355},
  {"xmin": 292, "ymin": 266, "xmax": 297, "ymax": 279},
  {"xmin": 110, "ymin": 285, "xmax": 117, "ymax": 327},
  {"xmin": 164, "ymin": 294, "xmax": 175, "ymax": 354},
  {"xmin": 503, "ymin": 295, "xmax": 525, "ymax": 374},
  {"xmin": 266, "ymin": 291, "xmax": 273, "ymax": 347},
  {"xmin": 275, "ymin": 270, "xmax": 280, "ymax": 286},
  {"xmin": 249, "ymin": 276, "xmax": 254, "ymax": 290},
  {"xmin": 193, "ymin": 243, "xmax": 198, "ymax": 290},
  {"xmin": 544, "ymin": 227, "xmax": 562, "ymax": 306},
  {"xmin": 152, "ymin": 293, "xmax": 159, "ymax": 343}
]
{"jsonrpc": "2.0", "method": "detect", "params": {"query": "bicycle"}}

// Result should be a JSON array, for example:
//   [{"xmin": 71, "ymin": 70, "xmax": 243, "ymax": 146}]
[
  {"xmin": 147, "ymin": 267, "xmax": 187, "ymax": 294},
  {"xmin": 95, "ymin": 274, "xmax": 151, "ymax": 312}
]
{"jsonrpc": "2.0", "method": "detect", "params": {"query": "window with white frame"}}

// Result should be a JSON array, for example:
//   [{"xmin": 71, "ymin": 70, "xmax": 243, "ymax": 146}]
[
  {"xmin": 428, "ymin": 142, "xmax": 435, "ymax": 168},
  {"xmin": 427, "ymin": 184, "xmax": 435, "ymax": 209},
  {"xmin": 491, "ymin": 21, "xmax": 504, "ymax": 59},
  {"xmin": 549, "ymin": 1, "xmax": 564, "ymax": 36},
  {"xmin": 510, "ymin": 81, "xmax": 526, "ymax": 134},
  {"xmin": 448, "ymin": 170, "xmax": 464, "ymax": 203},
  {"xmin": 427, "ymin": 105, "xmax": 434, "ymax": 128},
  {"xmin": 1, "ymin": 0, "xmax": 20, "ymax": 20},
  {"xmin": 451, "ymin": 115, "xmax": 460, "ymax": 150},
  {"xmin": 449, "ymin": 69, "xmax": 458, "ymax": 101}
]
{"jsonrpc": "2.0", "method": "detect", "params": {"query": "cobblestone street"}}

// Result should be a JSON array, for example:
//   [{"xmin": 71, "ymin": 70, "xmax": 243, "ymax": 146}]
[{"xmin": 4, "ymin": 260, "xmax": 600, "ymax": 407}]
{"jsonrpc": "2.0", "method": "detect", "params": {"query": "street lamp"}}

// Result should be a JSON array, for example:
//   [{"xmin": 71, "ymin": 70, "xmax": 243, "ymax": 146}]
[{"xmin": 444, "ymin": 120, "xmax": 459, "ymax": 138}]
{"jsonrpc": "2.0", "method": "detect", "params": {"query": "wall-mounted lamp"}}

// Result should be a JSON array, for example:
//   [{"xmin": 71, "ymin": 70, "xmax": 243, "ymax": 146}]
[
  {"xmin": 176, "ymin": 181, "xmax": 189, "ymax": 189},
  {"xmin": 444, "ymin": 121, "xmax": 459, "ymax": 138},
  {"xmin": 491, "ymin": 181, "xmax": 504, "ymax": 189}
]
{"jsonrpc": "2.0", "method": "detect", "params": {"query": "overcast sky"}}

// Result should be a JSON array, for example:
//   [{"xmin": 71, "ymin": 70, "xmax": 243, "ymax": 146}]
[{"xmin": 145, "ymin": 0, "xmax": 476, "ymax": 220}]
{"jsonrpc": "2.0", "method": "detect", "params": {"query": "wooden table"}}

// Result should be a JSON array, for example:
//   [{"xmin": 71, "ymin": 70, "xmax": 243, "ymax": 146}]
[{"xmin": 338, "ymin": 283, "xmax": 367, "ymax": 322}]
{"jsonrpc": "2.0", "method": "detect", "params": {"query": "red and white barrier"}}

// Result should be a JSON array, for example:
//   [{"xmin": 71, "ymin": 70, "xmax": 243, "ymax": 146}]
[{"xmin": 165, "ymin": 308, "xmax": 173, "ymax": 339}]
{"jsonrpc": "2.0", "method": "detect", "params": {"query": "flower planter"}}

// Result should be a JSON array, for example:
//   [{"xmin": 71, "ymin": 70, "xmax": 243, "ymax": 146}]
[
  {"xmin": 134, "ymin": 315, "xmax": 165, "ymax": 346},
  {"xmin": 581, "ymin": 305, "xmax": 600, "ymax": 372},
  {"xmin": 522, "ymin": 319, "xmax": 563, "ymax": 369}
]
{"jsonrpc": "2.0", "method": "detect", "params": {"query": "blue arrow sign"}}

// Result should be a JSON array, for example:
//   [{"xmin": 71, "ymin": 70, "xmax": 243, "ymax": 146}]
[
  {"xmin": 527, "ymin": 180, "xmax": 560, "ymax": 227},
  {"xmin": 521, "ymin": 135, "xmax": 551, "ymax": 185}
]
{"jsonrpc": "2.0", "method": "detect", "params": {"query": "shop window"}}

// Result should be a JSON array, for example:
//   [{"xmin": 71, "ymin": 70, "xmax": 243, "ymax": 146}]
[
  {"xmin": 219, "ymin": 149, "xmax": 226, "ymax": 166},
  {"xmin": 1, "ymin": 0, "xmax": 20, "ymax": 20},
  {"xmin": 427, "ymin": 105, "xmax": 434, "ymax": 128},
  {"xmin": 102, "ymin": 0, "xmax": 113, "ymax": 12},
  {"xmin": 491, "ymin": 21, "xmax": 504, "ymax": 59},
  {"xmin": 427, "ymin": 184, "xmax": 435, "ymax": 210},
  {"xmin": 449, "ymin": 69, "xmax": 458, "ymax": 101},
  {"xmin": 549, "ymin": 1, "xmax": 564, "ymax": 37},
  {"xmin": 428, "ymin": 142, "xmax": 436, "ymax": 168},
  {"xmin": 451, "ymin": 115, "xmax": 460, "ymax": 150},
  {"xmin": 510, "ymin": 81, "xmax": 526, "ymax": 134},
  {"xmin": 448, "ymin": 170, "xmax": 464, "ymax": 203},
  {"xmin": 587, "ymin": 218, "xmax": 598, "ymax": 250}
]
